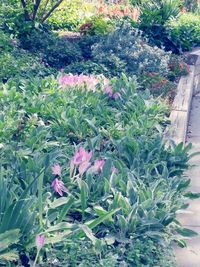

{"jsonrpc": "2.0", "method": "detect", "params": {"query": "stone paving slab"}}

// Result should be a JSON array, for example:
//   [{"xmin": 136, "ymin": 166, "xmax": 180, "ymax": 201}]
[{"xmin": 175, "ymin": 50, "xmax": 200, "ymax": 267}]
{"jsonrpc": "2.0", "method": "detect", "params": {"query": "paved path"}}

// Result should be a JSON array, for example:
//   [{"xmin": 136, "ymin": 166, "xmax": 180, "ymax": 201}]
[{"xmin": 175, "ymin": 52, "xmax": 200, "ymax": 266}]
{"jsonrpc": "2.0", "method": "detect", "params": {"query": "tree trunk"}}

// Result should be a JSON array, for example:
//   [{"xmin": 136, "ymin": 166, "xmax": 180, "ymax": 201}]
[
  {"xmin": 20, "ymin": 0, "xmax": 31, "ymax": 20},
  {"xmin": 32, "ymin": 0, "xmax": 42, "ymax": 20},
  {"xmin": 41, "ymin": 0, "xmax": 64, "ymax": 22}
]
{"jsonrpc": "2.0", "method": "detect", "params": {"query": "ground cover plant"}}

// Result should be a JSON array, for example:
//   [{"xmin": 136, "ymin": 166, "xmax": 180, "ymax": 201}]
[
  {"xmin": 0, "ymin": 29, "xmax": 54, "ymax": 82},
  {"xmin": 0, "ymin": 0, "xmax": 199, "ymax": 266},
  {"xmin": 0, "ymin": 74, "xmax": 198, "ymax": 266}
]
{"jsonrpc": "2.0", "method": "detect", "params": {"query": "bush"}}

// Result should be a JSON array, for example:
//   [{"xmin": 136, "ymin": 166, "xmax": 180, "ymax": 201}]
[
  {"xmin": 92, "ymin": 23, "xmax": 171, "ymax": 77},
  {"xmin": 0, "ymin": 51, "xmax": 54, "ymax": 81},
  {"xmin": 183, "ymin": 0, "xmax": 199, "ymax": 12},
  {"xmin": 41, "ymin": 238, "xmax": 176, "ymax": 266},
  {"xmin": 0, "ymin": 30, "xmax": 54, "ymax": 81},
  {"xmin": 79, "ymin": 16, "xmax": 115, "ymax": 36},
  {"xmin": 167, "ymin": 12, "xmax": 200, "ymax": 51},
  {"xmin": 19, "ymin": 29, "xmax": 83, "ymax": 68},
  {"xmin": 47, "ymin": 0, "xmax": 95, "ymax": 31},
  {"xmin": 64, "ymin": 60, "xmax": 111, "ymax": 76},
  {"xmin": 139, "ymin": 0, "xmax": 181, "ymax": 26},
  {"xmin": 168, "ymin": 55, "xmax": 189, "ymax": 80},
  {"xmin": 78, "ymin": 35, "xmax": 100, "ymax": 59},
  {"xmin": 139, "ymin": 72, "xmax": 176, "ymax": 100}
]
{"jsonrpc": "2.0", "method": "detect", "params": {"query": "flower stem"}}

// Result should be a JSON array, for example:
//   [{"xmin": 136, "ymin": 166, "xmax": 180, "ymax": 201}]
[{"xmin": 33, "ymin": 250, "xmax": 40, "ymax": 267}]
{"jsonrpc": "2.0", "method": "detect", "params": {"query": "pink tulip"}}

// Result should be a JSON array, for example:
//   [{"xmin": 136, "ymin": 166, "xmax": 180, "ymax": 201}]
[
  {"xmin": 112, "ymin": 92, "xmax": 121, "ymax": 100},
  {"xmin": 58, "ymin": 74, "xmax": 102, "ymax": 91},
  {"xmin": 51, "ymin": 164, "xmax": 62, "ymax": 176},
  {"xmin": 104, "ymin": 86, "xmax": 113, "ymax": 97},
  {"xmin": 51, "ymin": 178, "xmax": 68, "ymax": 196},
  {"xmin": 35, "ymin": 234, "xmax": 45, "ymax": 250},
  {"xmin": 78, "ymin": 161, "xmax": 91, "ymax": 175},
  {"xmin": 71, "ymin": 147, "xmax": 92, "ymax": 175},
  {"xmin": 111, "ymin": 166, "xmax": 118, "ymax": 174},
  {"xmin": 94, "ymin": 159, "xmax": 105, "ymax": 173}
]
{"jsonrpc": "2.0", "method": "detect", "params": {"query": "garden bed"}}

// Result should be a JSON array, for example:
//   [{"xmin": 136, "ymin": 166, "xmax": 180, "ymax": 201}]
[{"xmin": 1, "ymin": 0, "xmax": 200, "ymax": 266}]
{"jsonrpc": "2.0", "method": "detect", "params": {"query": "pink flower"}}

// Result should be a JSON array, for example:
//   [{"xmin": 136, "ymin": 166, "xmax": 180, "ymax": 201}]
[
  {"xmin": 35, "ymin": 234, "xmax": 45, "ymax": 250},
  {"xmin": 58, "ymin": 74, "xmax": 102, "ymax": 91},
  {"xmin": 78, "ymin": 161, "xmax": 91, "ymax": 175},
  {"xmin": 112, "ymin": 92, "xmax": 121, "ymax": 100},
  {"xmin": 51, "ymin": 178, "xmax": 68, "ymax": 196},
  {"xmin": 94, "ymin": 159, "xmax": 105, "ymax": 173},
  {"xmin": 11, "ymin": 39, "xmax": 17, "ymax": 46},
  {"xmin": 111, "ymin": 166, "xmax": 118, "ymax": 174},
  {"xmin": 51, "ymin": 164, "xmax": 61, "ymax": 176},
  {"xmin": 71, "ymin": 147, "xmax": 92, "ymax": 175},
  {"xmin": 104, "ymin": 86, "xmax": 113, "ymax": 97}
]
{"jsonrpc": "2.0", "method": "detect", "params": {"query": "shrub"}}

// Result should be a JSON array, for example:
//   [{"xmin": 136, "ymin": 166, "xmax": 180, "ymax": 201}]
[
  {"xmin": 47, "ymin": 0, "xmax": 95, "ymax": 30},
  {"xmin": 19, "ymin": 29, "xmax": 83, "ymax": 68},
  {"xmin": 64, "ymin": 61, "xmax": 110, "ymax": 76},
  {"xmin": 139, "ymin": 72, "xmax": 176, "ymax": 100},
  {"xmin": 139, "ymin": 0, "xmax": 181, "ymax": 26},
  {"xmin": 0, "ymin": 30, "xmax": 54, "ymax": 81},
  {"xmin": 0, "ymin": 51, "xmax": 54, "ymax": 82},
  {"xmin": 92, "ymin": 23, "xmax": 171, "ymax": 77},
  {"xmin": 183, "ymin": 0, "xmax": 199, "ymax": 12},
  {"xmin": 0, "ymin": 30, "xmax": 13, "ymax": 52},
  {"xmin": 167, "ymin": 12, "xmax": 200, "ymax": 51},
  {"xmin": 79, "ymin": 16, "xmax": 114, "ymax": 36},
  {"xmin": 168, "ymin": 55, "xmax": 190, "ymax": 80},
  {"xmin": 97, "ymin": 2, "xmax": 140, "ymax": 21},
  {"xmin": 78, "ymin": 35, "xmax": 100, "ymax": 59},
  {"xmin": 41, "ymin": 238, "xmax": 176, "ymax": 266}
]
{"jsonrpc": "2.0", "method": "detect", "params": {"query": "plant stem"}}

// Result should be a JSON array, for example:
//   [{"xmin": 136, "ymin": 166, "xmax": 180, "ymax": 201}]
[{"xmin": 33, "ymin": 250, "xmax": 40, "ymax": 267}]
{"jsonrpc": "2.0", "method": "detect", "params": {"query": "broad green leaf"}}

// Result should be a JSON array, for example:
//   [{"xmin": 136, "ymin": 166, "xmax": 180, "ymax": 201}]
[{"xmin": 176, "ymin": 227, "xmax": 198, "ymax": 237}]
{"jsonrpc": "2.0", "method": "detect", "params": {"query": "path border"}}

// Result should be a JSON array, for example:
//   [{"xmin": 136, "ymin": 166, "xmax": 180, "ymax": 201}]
[{"xmin": 164, "ymin": 52, "xmax": 200, "ymax": 145}]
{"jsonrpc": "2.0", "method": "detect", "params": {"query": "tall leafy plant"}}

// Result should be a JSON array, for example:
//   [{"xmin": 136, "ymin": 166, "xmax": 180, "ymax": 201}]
[{"xmin": 19, "ymin": 0, "xmax": 65, "ymax": 22}]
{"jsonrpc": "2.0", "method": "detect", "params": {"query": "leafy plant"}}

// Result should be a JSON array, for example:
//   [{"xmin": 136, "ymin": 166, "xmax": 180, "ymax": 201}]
[
  {"xmin": 79, "ymin": 16, "xmax": 114, "ymax": 36},
  {"xmin": 19, "ymin": 0, "xmax": 66, "ymax": 23},
  {"xmin": 167, "ymin": 12, "xmax": 200, "ymax": 51},
  {"xmin": 0, "ymin": 229, "xmax": 20, "ymax": 264},
  {"xmin": 19, "ymin": 29, "xmax": 82, "ymax": 68},
  {"xmin": 47, "ymin": 0, "xmax": 96, "ymax": 31},
  {"xmin": 92, "ymin": 23, "xmax": 171, "ymax": 77},
  {"xmin": 139, "ymin": 72, "xmax": 176, "ymax": 100},
  {"xmin": 139, "ymin": 0, "xmax": 182, "ymax": 25},
  {"xmin": 0, "ymin": 71, "xmax": 195, "ymax": 265}
]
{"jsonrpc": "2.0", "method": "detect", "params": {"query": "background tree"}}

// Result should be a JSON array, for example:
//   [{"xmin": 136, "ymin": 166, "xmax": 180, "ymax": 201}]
[{"xmin": 19, "ymin": 0, "xmax": 65, "ymax": 22}]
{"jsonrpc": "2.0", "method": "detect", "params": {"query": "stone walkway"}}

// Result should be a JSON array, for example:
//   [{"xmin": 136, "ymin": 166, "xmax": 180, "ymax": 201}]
[{"xmin": 175, "ymin": 50, "xmax": 200, "ymax": 266}]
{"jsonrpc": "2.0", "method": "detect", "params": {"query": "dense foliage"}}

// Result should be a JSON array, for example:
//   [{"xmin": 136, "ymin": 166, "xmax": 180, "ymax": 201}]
[
  {"xmin": 168, "ymin": 12, "xmax": 200, "ymax": 51},
  {"xmin": 0, "ymin": 30, "xmax": 54, "ymax": 81},
  {"xmin": 0, "ymin": 74, "xmax": 197, "ymax": 266},
  {"xmin": 0, "ymin": 0, "xmax": 199, "ymax": 266},
  {"xmin": 92, "ymin": 24, "xmax": 171, "ymax": 77}
]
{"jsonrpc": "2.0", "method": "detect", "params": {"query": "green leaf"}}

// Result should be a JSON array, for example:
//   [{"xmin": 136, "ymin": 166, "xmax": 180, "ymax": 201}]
[
  {"xmin": 79, "ymin": 224, "xmax": 97, "ymax": 244},
  {"xmin": 174, "ymin": 239, "xmax": 187, "ymax": 248},
  {"xmin": 86, "ymin": 208, "xmax": 120, "ymax": 230},
  {"xmin": 77, "ymin": 178, "xmax": 89, "ymax": 221},
  {"xmin": 176, "ymin": 227, "xmax": 198, "ymax": 237},
  {"xmin": 50, "ymin": 196, "xmax": 74, "ymax": 209},
  {"xmin": 184, "ymin": 192, "xmax": 200, "ymax": 199},
  {"xmin": 0, "ymin": 229, "xmax": 20, "ymax": 251},
  {"xmin": 57, "ymin": 196, "xmax": 74, "ymax": 223},
  {"xmin": 38, "ymin": 171, "xmax": 44, "ymax": 228},
  {"xmin": 45, "ymin": 222, "xmax": 75, "ymax": 233}
]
